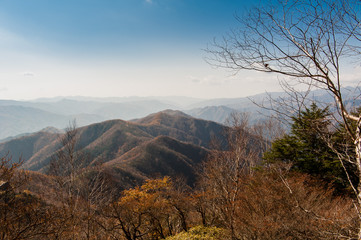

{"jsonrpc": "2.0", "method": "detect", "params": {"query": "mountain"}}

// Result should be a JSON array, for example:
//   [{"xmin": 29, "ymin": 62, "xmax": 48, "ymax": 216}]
[
  {"xmin": 185, "ymin": 87, "xmax": 361, "ymax": 123},
  {"xmin": 105, "ymin": 135, "xmax": 208, "ymax": 186},
  {"xmin": 0, "ymin": 98, "xmax": 188, "ymax": 140},
  {"xmin": 0, "ymin": 129, "xmax": 60, "ymax": 167},
  {"xmin": 0, "ymin": 86, "xmax": 358, "ymax": 141},
  {"xmin": 0, "ymin": 98, "xmax": 177, "ymax": 119},
  {"xmin": 185, "ymin": 106, "xmax": 236, "ymax": 124},
  {"xmin": 0, "ymin": 105, "xmax": 105, "ymax": 140},
  {"xmin": 90, "ymin": 100, "xmax": 177, "ymax": 119},
  {"xmin": 32, "ymin": 96, "xmax": 204, "ymax": 107},
  {"xmin": 0, "ymin": 99, "xmax": 177, "ymax": 140},
  {"xmin": 131, "ymin": 110, "xmax": 224, "ymax": 147},
  {"xmin": 0, "ymin": 110, "xmax": 226, "ymax": 187}
]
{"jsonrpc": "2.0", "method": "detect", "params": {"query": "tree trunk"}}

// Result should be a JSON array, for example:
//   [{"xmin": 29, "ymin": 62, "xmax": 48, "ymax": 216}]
[{"xmin": 355, "ymin": 116, "xmax": 361, "ymax": 239}]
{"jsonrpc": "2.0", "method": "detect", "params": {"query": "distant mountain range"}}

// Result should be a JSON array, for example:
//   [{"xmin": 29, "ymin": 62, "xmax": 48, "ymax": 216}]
[
  {"xmin": 0, "ymin": 110, "xmax": 226, "ymax": 187},
  {"xmin": 0, "ymin": 86, "xmax": 359, "ymax": 141},
  {"xmin": 0, "ymin": 85, "xmax": 359, "ymax": 190}
]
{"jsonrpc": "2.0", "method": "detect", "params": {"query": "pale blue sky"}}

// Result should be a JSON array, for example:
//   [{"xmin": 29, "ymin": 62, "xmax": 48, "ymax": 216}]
[{"xmin": 0, "ymin": 0, "xmax": 356, "ymax": 100}]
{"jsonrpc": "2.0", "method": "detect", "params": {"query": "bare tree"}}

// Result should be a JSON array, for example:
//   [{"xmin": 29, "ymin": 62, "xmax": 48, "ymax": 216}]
[
  {"xmin": 197, "ymin": 113, "xmax": 268, "ymax": 238},
  {"xmin": 48, "ymin": 121, "xmax": 113, "ymax": 239},
  {"xmin": 207, "ymin": 0, "xmax": 361, "ymax": 236}
]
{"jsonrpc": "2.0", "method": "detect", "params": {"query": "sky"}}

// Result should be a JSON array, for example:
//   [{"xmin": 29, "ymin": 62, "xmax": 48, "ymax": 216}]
[{"xmin": 0, "ymin": 0, "xmax": 358, "ymax": 100}]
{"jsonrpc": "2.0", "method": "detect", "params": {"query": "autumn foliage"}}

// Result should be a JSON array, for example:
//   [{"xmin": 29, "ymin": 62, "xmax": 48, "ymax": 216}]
[{"xmin": 0, "ymin": 111, "xmax": 359, "ymax": 239}]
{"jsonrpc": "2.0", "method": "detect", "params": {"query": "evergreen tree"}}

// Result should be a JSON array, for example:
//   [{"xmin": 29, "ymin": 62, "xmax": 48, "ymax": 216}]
[{"xmin": 264, "ymin": 103, "xmax": 346, "ymax": 190}]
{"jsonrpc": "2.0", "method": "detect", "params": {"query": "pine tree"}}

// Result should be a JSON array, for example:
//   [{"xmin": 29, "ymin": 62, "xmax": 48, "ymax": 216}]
[{"xmin": 264, "ymin": 103, "xmax": 346, "ymax": 190}]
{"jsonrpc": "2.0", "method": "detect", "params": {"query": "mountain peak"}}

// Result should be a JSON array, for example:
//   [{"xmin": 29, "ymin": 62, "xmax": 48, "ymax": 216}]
[
  {"xmin": 132, "ymin": 110, "xmax": 191, "ymax": 125},
  {"xmin": 159, "ymin": 109, "xmax": 190, "ymax": 117}
]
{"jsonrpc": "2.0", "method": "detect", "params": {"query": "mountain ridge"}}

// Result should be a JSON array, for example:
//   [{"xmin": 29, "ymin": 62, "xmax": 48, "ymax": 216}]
[
  {"xmin": 0, "ymin": 86, "xmax": 359, "ymax": 140},
  {"xmin": 0, "ymin": 110, "xmax": 226, "ymax": 187}
]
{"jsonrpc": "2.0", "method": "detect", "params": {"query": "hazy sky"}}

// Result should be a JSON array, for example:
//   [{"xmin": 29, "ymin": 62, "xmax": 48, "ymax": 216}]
[{"xmin": 0, "ymin": 0, "xmax": 358, "ymax": 100}]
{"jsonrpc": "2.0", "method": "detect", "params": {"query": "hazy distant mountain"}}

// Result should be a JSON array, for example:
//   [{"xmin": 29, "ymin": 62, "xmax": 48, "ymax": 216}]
[
  {"xmin": 0, "ymin": 126, "xmax": 63, "ymax": 143},
  {"xmin": 0, "ymin": 105, "xmax": 105, "ymax": 140},
  {"xmin": 0, "ymin": 99, "xmax": 178, "ymax": 140},
  {"xmin": 187, "ymin": 97, "xmax": 253, "ymax": 109},
  {"xmin": 33, "ymin": 96, "xmax": 204, "ymax": 108},
  {"xmin": 186, "ymin": 86, "xmax": 361, "ymax": 109},
  {"xmin": 0, "ymin": 87, "xmax": 359, "ymax": 140},
  {"xmin": 185, "ymin": 106, "xmax": 236, "ymax": 124},
  {"xmin": 185, "ymin": 87, "xmax": 361, "ymax": 123},
  {"xmin": 14, "ymin": 99, "xmax": 177, "ymax": 117},
  {"xmin": 90, "ymin": 100, "xmax": 177, "ymax": 119},
  {"xmin": 0, "ymin": 98, "xmax": 181, "ymax": 140}
]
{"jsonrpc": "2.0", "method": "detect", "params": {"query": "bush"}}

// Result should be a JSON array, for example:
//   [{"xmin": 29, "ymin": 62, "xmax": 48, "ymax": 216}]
[{"xmin": 165, "ymin": 226, "xmax": 230, "ymax": 240}]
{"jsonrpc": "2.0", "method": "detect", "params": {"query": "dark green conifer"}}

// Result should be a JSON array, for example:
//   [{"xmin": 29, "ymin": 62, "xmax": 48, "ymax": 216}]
[{"xmin": 264, "ymin": 103, "xmax": 347, "ymax": 191}]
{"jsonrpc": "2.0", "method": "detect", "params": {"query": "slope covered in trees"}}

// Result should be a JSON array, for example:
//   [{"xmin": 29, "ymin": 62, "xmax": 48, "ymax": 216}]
[
  {"xmin": 0, "ymin": 103, "xmax": 359, "ymax": 239},
  {"xmin": 0, "ymin": 110, "xmax": 224, "ymax": 188}
]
